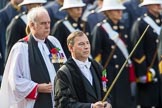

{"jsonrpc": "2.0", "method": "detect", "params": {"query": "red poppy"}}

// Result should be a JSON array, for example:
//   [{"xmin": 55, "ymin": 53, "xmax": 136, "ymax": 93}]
[{"xmin": 50, "ymin": 48, "xmax": 58, "ymax": 54}]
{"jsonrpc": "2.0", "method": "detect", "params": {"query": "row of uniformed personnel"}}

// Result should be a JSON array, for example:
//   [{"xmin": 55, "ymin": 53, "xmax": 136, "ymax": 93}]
[{"xmin": 0, "ymin": 0, "xmax": 162, "ymax": 108}]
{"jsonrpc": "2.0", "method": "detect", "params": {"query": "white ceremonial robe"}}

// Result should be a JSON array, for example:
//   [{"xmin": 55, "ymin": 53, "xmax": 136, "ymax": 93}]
[{"xmin": 0, "ymin": 36, "xmax": 67, "ymax": 108}]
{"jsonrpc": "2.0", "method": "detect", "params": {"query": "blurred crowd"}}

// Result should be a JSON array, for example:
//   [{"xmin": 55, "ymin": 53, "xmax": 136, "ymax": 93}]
[{"xmin": 0, "ymin": 0, "xmax": 162, "ymax": 108}]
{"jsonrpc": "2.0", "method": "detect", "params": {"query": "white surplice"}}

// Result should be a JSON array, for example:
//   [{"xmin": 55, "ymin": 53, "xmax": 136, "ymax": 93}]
[{"xmin": 0, "ymin": 35, "xmax": 67, "ymax": 108}]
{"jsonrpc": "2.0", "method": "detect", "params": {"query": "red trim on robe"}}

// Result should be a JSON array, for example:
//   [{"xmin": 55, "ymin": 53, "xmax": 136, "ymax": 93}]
[
  {"xmin": 26, "ymin": 84, "xmax": 38, "ymax": 99},
  {"xmin": 23, "ymin": 36, "xmax": 29, "ymax": 42}
]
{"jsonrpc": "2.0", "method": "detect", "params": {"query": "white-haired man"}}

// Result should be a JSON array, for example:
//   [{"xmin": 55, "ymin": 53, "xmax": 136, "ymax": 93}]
[
  {"xmin": 0, "ymin": 6, "xmax": 67, "ymax": 108},
  {"xmin": 5, "ymin": 0, "xmax": 47, "ymax": 61}
]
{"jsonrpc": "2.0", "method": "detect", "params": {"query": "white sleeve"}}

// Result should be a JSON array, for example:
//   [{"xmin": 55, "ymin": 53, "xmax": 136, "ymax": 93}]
[{"xmin": 0, "ymin": 42, "xmax": 37, "ymax": 106}]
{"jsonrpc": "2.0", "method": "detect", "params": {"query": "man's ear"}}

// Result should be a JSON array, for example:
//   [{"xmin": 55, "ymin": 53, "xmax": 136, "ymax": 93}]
[
  {"xmin": 68, "ymin": 44, "xmax": 73, "ymax": 52},
  {"xmin": 29, "ymin": 22, "xmax": 35, "ymax": 30}
]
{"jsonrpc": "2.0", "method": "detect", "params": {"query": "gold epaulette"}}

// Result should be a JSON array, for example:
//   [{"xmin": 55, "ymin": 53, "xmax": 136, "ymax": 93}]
[
  {"xmin": 159, "ymin": 60, "xmax": 162, "ymax": 74},
  {"xmin": 95, "ymin": 54, "xmax": 102, "ymax": 63},
  {"xmin": 133, "ymin": 55, "xmax": 146, "ymax": 64}
]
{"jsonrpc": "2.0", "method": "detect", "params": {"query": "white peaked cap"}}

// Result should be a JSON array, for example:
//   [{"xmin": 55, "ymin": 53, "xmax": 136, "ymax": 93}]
[
  {"xmin": 19, "ymin": 0, "xmax": 47, "ymax": 6},
  {"xmin": 59, "ymin": 0, "xmax": 86, "ymax": 11},
  {"xmin": 99, "ymin": 0, "xmax": 126, "ymax": 12},
  {"xmin": 139, "ymin": 0, "xmax": 162, "ymax": 7}
]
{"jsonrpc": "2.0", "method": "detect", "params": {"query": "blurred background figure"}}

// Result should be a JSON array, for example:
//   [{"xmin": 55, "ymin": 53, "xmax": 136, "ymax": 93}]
[
  {"xmin": 45, "ymin": 0, "xmax": 67, "ymax": 30},
  {"xmin": 5, "ymin": 0, "xmax": 46, "ymax": 62},
  {"xmin": 51, "ymin": 0, "xmax": 91, "ymax": 58},
  {"xmin": 87, "ymin": 0, "xmax": 106, "ymax": 31},
  {"xmin": 0, "ymin": 0, "xmax": 25, "ymax": 87},
  {"xmin": 83, "ymin": 0, "xmax": 95, "ymax": 4},
  {"xmin": 131, "ymin": 0, "xmax": 162, "ymax": 107},
  {"xmin": 122, "ymin": 0, "xmax": 147, "ymax": 35},
  {"xmin": 0, "ymin": 0, "xmax": 9, "ymax": 9},
  {"xmin": 81, "ymin": 0, "xmax": 97, "ymax": 22},
  {"xmin": 91, "ymin": 0, "xmax": 136, "ymax": 108}
]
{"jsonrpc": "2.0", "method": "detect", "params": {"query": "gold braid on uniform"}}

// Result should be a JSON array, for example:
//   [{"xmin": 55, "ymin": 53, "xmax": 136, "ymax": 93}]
[
  {"xmin": 95, "ymin": 54, "xmax": 102, "ymax": 63},
  {"xmin": 134, "ymin": 55, "xmax": 146, "ymax": 64},
  {"xmin": 159, "ymin": 56, "xmax": 162, "ymax": 74}
]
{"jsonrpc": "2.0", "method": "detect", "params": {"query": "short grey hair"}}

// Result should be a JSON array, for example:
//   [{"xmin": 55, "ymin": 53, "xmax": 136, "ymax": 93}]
[{"xmin": 27, "ymin": 6, "xmax": 48, "ymax": 24}]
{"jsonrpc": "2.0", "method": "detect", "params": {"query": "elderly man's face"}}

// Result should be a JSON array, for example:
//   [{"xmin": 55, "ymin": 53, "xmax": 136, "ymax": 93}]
[{"xmin": 32, "ymin": 11, "xmax": 51, "ymax": 40}]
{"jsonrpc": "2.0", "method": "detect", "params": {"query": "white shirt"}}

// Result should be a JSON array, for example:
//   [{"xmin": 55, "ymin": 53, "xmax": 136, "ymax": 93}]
[
  {"xmin": 0, "ymin": 35, "xmax": 67, "ymax": 108},
  {"xmin": 72, "ymin": 57, "xmax": 93, "ymax": 85}
]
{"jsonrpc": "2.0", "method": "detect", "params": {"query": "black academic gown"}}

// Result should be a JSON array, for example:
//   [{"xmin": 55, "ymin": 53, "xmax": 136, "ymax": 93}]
[{"xmin": 54, "ymin": 57, "xmax": 109, "ymax": 108}]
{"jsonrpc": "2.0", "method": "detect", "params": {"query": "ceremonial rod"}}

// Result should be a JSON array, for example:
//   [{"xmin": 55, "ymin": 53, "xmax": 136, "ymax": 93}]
[{"xmin": 102, "ymin": 25, "xmax": 150, "ymax": 102}]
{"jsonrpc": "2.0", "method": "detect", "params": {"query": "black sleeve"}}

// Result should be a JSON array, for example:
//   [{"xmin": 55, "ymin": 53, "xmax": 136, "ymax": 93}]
[{"xmin": 54, "ymin": 66, "xmax": 91, "ymax": 108}]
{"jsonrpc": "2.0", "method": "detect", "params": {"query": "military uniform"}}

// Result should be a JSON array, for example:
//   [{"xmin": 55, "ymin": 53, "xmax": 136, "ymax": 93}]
[
  {"xmin": 92, "ymin": 19, "xmax": 133, "ymax": 108},
  {"xmin": 51, "ymin": 16, "xmax": 91, "ymax": 58},
  {"xmin": 131, "ymin": 12, "xmax": 162, "ymax": 107},
  {"xmin": 122, "ymin": 0, "xmax": 147, "ymax": 35},
  {"xmin": 87, "ymin": 8, "xmax": 106, "ymax": 31},
  {"xmin": 6, "ymin": 12, "xmax": 27, "ymax": 60},
  {"xmin": 0, "ymin": 0, "xmax": 8, "ymax": 9},
  {"xmin": 0, "ymin": 45, "xmax": 3, "ymax": 84},
  {"xmin": 0, "ymin": 2, "xmax": 25, "ymax": 77}
]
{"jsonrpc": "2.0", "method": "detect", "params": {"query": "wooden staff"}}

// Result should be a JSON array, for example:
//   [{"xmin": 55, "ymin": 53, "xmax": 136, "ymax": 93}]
[{"xmin": 102, "ymin": 25, "xmax": 150, "ymax": 102}]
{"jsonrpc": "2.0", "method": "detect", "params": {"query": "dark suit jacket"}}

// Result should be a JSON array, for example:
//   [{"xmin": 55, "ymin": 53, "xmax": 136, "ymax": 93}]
[{"xmin": 54, "ymin": 57, "xmax": 107, "ymax": 108}]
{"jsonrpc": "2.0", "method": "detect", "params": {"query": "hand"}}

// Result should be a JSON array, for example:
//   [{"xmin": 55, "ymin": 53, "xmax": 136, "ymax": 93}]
[
  {"xmin": 92, "ymin": 101, "xmax": 111, "ymax": 108},
  {"xmin": 37, "ymin": 82, "xmax": 52, "ymax": 93},
  {"xmin": 102, "ymin": 101, "xmax": 112, "ymax": 108}
]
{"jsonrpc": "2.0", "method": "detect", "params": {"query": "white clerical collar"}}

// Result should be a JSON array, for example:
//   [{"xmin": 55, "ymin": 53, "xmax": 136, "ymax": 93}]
[{"xmin": 32, "ymin": 35, "xmax": 45, "ymax": 43}]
